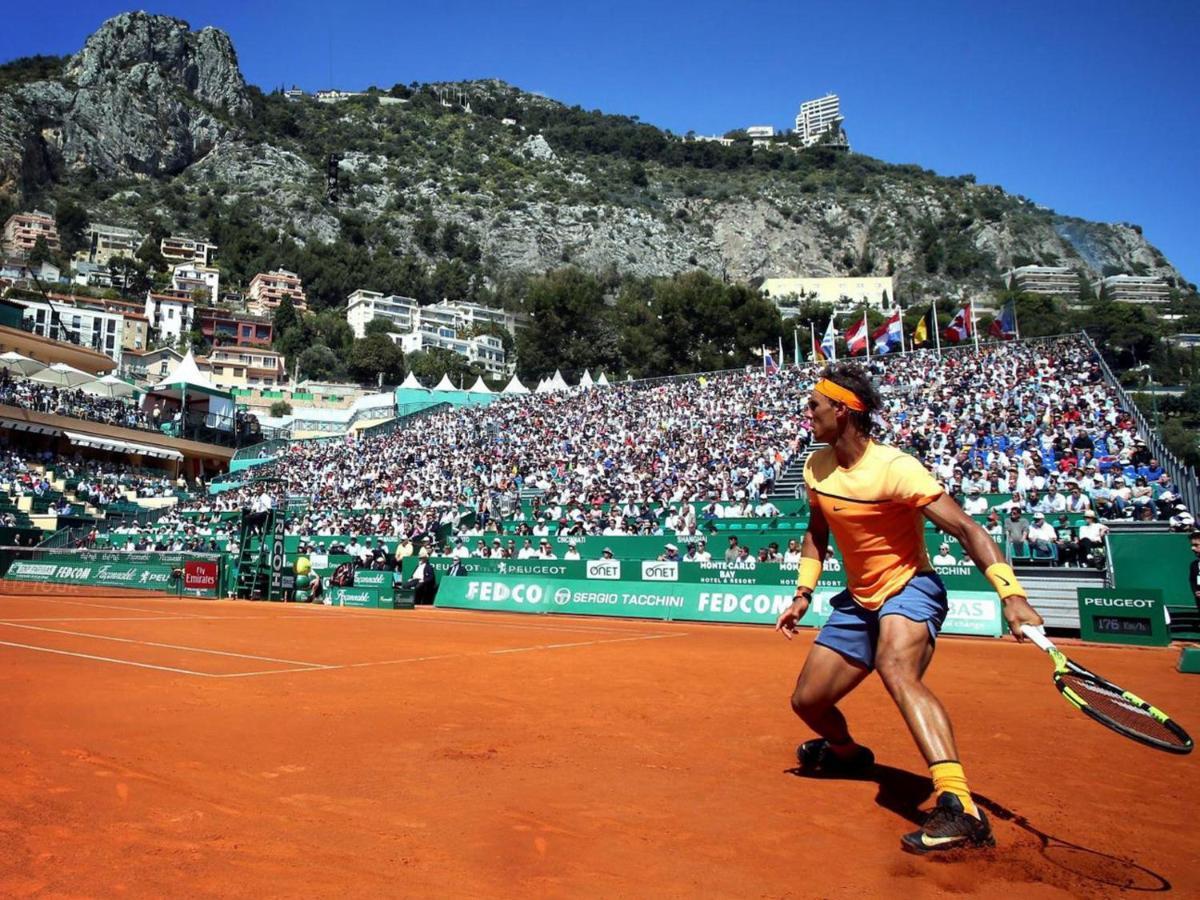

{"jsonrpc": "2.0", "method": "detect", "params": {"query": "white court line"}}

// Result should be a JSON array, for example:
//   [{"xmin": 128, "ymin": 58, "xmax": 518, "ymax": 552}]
[
  {"xmin": 0, "ymin": 640, "xmax": 219, "ymax": 677},
  {"xmin": 308, "ymin": 607, "xmax": 678, "ymax": 636},
  {"xmin": 0, "ymin": 622, "xmax": 329, "ymax": 667},
  {"xmin": 218, "ymin": 630, "xmax": 688, "ymax": 677},
  {"xmin": 0, "ymin": 596, "xmax": 204, "ymax": 617}
]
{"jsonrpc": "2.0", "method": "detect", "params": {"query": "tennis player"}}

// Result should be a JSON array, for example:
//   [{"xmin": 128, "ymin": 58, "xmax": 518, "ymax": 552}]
[{"xmin": 775, "ymin": 363, "xmax": 1044, "ymax": 854}]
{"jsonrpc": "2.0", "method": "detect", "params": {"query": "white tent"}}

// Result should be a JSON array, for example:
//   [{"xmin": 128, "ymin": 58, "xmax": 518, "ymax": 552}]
[
  {"xmin": 433, "ymin": 374, "xmax": 458, "ymax": 392},
  {"xmin": 501, "ymin": 375, "xmax": 529, "ymax": 394},
  {"xmin": 596, "ymin": 372, "xmax": 610, "ymax": 386},
  {"xmin": 147, "ymin": 350, "xmax": 235, "ymax": 431},
  {"xmin": 81, "ymin": 374, "xmax": 137, "ymax": 399},
  {"xmin": 31, "ymin": 362, "xmax": 95, "ymax": 388},
  {"xmin": 578, "ymin": 369, "xmax": 594, "ymax": 389},
  {"xmin": 466, "ymin": 375, "xmax": 493, "ymax": 394},
  {"xmin": 399, "ymin": 371, "xmax": 425, "ymax": 390},
  {"xmin": 0, "ymin": 351, "xmax": 45, "ymax": 378},
  {"xmin": 550, "ymin": 369, "xmax": 569, "ymax": 392},
  {"xmin": 535, "ymin": 378, "xmax": 553, "ymax": 394}
]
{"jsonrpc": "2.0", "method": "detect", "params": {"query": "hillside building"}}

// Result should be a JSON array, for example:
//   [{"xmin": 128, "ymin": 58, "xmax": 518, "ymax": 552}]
[
  {"xmin": 160, "ymin": 235, "xmax": 218, "ymax": 267},
  {"xmin": 1005, "ymin": 266, "xmax": 1080, "ymax": 299},
  {"xmin": 1094, "ymin": 274, "xmax": 1171, "ymax": 305},
  {"xmin": 346, "ymin": 290, "xmax": 419, "ymax": 338},
  {"xmin": 12, "ymin": 295, "xmax": 124, "ymax": 363},
  {"xmin": 3, "ymin": 211, "xmax": 60, "ymax": 258},
  {"xmin": 794, "ymin": 93, "xmax": 848, "ymax": 149},
  {"xmin": 247, "ymin": 269, "xmax": 307, "ymax": 316},
  {"xmin": 144, "ymin": 290, "xmax": 195, "ymax": 343},
  {"xmin": 391, "ymin": 330, "xmax": 509, "ymax": 378},
  {"xmin": 170, "ymin": 262, "xmax": 220, "ymax": 304},
  {"xmin": 78, "ymin": 223, "xmax": 142, "ymax": 266},
  {"xmin": 761, "ymin": 276, "xmax": 895, "ymax": 312},
  {"xmin": 196, "ymin": 309, "xmax": 273, "ymax": 348},
  {"xmin": 203, "ymin": 347, "xmax": 287, "ymax": 391}
]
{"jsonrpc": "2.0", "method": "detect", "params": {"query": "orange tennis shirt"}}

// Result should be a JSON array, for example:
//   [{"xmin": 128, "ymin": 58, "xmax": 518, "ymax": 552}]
[{"xmin": 804, "ymin": 441, "xmax": 944, "ymax": 610}]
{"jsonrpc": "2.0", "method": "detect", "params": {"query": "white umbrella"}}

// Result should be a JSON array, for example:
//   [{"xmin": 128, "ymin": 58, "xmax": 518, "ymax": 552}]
[
  {"xmin": 31, "ymin": 362, "xmax": 96, "ymax": 388},
  {"xmin": 0, "ymin": 351, "xmax": 45, "ymax": 377},
  {"xmin": 80, "ymin": 374, "xmax": 137, "ymax": 399}
]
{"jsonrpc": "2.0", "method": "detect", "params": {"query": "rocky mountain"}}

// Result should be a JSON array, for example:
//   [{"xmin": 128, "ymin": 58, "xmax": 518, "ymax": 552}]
[{"xmin": 0, "ymin": 12, "xmax": 1189, "ymax": 308}]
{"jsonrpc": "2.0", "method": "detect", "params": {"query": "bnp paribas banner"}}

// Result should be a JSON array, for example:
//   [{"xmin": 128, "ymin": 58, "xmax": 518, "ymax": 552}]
[
  {"xmin": 430, "ymin": 561, "xmax": 1004, "ymax": 637},
  {"xmin": 4, "ymin": 551, "xmax": 221, "ymax": 597}
]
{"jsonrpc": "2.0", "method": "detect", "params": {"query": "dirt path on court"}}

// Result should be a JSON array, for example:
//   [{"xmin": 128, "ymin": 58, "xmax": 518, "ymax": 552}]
[{"xmin": 0, "ymin": 585, "xmax": 1196, "ymax": 898}]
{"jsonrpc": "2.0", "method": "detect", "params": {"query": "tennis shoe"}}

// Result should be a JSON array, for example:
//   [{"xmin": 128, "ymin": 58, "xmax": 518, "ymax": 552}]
[
  {"xmin": 901, "ymin": 792, "xmax": 994, "ymax": 855},
  {"xmin": 795, "ymin": 738, "xmax": 875, "ymax": 776}
]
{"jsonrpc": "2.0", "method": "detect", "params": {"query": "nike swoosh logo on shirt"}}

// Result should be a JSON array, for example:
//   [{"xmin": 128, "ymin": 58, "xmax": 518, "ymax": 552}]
[{"xmin": 832, "ymin": 505, "xmax": 848, "ymax": 511}]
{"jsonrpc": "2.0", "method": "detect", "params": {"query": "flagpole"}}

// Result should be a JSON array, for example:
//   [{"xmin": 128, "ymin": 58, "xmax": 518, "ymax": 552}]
[
  {"xmin": 1014, "ymin": 301, "xmax": 1021, "ymax": 340},
  {"xmin": 899, "ymin": 305, "xmax": 907, "ymax": 355},
  {"xmin": 793, "ymin": 327, "xmax": 799, "ymax": 367},
  {"xmin": 933, "ymin": 300, "xmax": 942, "ymax": 358},
  {"xmin": 863, "ymin": 304, "xmax": 870, "ymax": 360},
  {"xmin": 778, "ymin": 335, "xmax": 784, "ymax": 369},
  {"xmin": 810, "ymin": 323, "xmax": 816, "ymax": 364},
  {"xmin": 831, "ymin": 316, "xmax": 837, "ymax": 362},
  {"xmin": 970, "ymin": 301, "xmax": 979, "ymax": 351}
]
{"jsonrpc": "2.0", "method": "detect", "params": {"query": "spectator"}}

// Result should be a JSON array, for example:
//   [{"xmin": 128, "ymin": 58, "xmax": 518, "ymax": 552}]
[{"xmin": 932, "ymin": 543, "xmax": 958, "ymax": 566}]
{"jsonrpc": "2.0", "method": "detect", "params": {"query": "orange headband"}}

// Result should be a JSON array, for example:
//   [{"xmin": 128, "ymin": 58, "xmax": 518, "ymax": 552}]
[{"xmin": 814, "ymin": 379, "xmax": 866, "ymax": 412}]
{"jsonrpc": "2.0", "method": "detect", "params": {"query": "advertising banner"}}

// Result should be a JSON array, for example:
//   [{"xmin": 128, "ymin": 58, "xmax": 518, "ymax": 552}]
[
  {"xmin": 4, "ymin": 551, "xmax": 221, "ymax": 598},
  {"xmin": 434, "ymin": 574, "xmax": 1003, "ymax": 637}
]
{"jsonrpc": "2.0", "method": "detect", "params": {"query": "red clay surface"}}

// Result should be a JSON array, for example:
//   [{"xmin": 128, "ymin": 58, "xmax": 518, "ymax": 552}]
[{"xmin": 1, "ymin": 583, "xmax": 1197, "ymax": 899}]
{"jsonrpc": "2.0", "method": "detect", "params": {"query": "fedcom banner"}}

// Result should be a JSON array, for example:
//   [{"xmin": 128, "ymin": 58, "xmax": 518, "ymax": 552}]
[
  {"xmin": 4, "ymin": 553, "xmax": 221, "ymax": 597},
  {"xmin": 435, "ymin": 576, "xmax": 1004, "ymax": 637}
]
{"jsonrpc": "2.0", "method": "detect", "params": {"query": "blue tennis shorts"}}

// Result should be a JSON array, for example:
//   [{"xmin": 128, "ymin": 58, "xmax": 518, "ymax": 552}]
[{"xmin": 814, "ymin": 572, "xmax": 948, "ymax": 670}]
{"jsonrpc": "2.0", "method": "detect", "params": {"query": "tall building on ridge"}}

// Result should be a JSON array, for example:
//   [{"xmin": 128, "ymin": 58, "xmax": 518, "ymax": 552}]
[{"xmin": 795, "ymin": 93, "xmax": 848, "ymax": 149}]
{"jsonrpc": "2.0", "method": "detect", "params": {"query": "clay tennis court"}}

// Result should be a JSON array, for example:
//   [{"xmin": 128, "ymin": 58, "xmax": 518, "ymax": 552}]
[{"xmin": 0, "ymin": 585, "xmax": 1196, "ymax": 898}]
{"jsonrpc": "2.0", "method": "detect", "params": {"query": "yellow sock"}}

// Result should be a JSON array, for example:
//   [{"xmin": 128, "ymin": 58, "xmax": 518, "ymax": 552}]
[{"xmin": 930, "ymin": 761, "xmax": 979, "ymax": 818}]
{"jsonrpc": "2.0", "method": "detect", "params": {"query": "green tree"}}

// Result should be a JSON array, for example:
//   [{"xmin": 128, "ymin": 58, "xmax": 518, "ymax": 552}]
[
  {"xmin": 364, "ymin": 318, "xmax": 398, "ymax": 338},
  {"xmin": 297, "ymin": 344, "xmax": 341, "ymax": 381},
  {"xmin": 347, "ymin": 333, "xmax": 405, "ymax": 385},
  {"xmin": 515, "ymin": 267, "xmax": 618, "ymax": 378},
  {"xmin": 405, "ymin": 348, "xmax": 478, "ymax": 384},
  {"xmin": 273, "ymin": 296, "xmax": 299, "ymax": 336},
  {"xmin": 28, "ymin": 236, "xmax": 51, "ymax": 266},
  {"xmin": 55, "ymin": 200, "xmax": 90, "ymax": 258},
  {"xmin": 269, "ymin": 400, "xmax": 294, "ymax": 418},
  {"xmin": 313, "ymin": 309, "xmax": 355, "ymax": 354}
]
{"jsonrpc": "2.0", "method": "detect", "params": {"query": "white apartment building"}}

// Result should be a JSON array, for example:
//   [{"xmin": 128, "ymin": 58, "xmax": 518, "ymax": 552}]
[
  {"xmin": 2, "ymin": 210, "xmax": 60, "ymax": 258},
  {"xmin": 795, "ymin": 93, "xmax": 847, "ymax": 148},
  {"xmin": 745, "ymin": 125, "xmax": 776, "ymax": 138},
  {"xmin": 346, "ymin": 290, "xmax": 420, "ymax": 338},
  {"xmin": 393, "ymin": 329, "xmax": 509, "ymax": 378},
  {"xmin": 14, "ymin": 296, "xmax": 124, "ymax": 363},
  {"xmin": 171, "ymin": 262, "xmax": 220, "ymax": 304},
  {"xmin": 78, "ymin": 223, "xmax": 142, "ymax": 266},
  {"xmin": 346, "ymin": 291, "xmax": 518, "ymax": 339},
  {"xmin": 1005, "ymin": 266, "xmax": 1080, "ymax": 299},
  {"xmin": 761, "ymin": 276, "xmax": 895, "ymax": 311},
  {"xmin": 144, "ymin": 291, "xmax": 195, "ymax": 343},
  {"xmin": 160, "ymin": 235, "xmax": 218, "ymax": 267},
  {"xmin": 247, "ymin": 269, "xmax": 307, "ymax": 316},
  {"xmin": 1093, "ymin": 274, "xmax": 1171, "ymax": 305}
]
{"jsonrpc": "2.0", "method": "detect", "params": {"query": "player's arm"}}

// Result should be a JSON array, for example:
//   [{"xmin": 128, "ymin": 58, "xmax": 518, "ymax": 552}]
[
  {"xmin": 775, "ymin": 497, "xmax": 828, "ymax": 639},
  {"xmin": 922, "ymin": 494, "xmax": 1044, "ymax": 641}
]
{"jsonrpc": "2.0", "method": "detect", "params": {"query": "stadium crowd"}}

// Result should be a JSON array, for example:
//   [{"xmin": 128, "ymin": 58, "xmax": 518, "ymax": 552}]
[
  {"xmin": 0, "ymin": 369, "xmax": 154, "ymax": 431},
  {"xmin": 5, "ymin": 335, "xmax": 1194, "ymax": 567}
]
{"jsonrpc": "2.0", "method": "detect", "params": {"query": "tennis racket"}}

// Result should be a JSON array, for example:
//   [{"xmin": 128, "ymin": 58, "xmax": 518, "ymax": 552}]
[{"xmin": 1021, "ymin": 625, "xmax": 1193, "ymax": 755}]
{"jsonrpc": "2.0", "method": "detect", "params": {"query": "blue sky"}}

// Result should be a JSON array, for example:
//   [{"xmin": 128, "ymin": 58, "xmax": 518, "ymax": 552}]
[{"xmin": 3, "ymin": 1, "xmax": 1197, "ymax": 284}]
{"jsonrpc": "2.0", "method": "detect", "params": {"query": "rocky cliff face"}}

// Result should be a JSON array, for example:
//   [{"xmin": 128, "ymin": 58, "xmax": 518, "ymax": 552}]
[
  {"xmin": 0, "ymin": 12, "xmax": 249, "ymax": 194},
  {"xmin": 0, "ymin": 13, "xmax": 1187, "ymax": 302}
]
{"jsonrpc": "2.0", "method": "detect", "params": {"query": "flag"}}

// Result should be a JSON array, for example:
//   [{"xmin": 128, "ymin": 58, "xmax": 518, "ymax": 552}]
[
  {"xmin": 913, "ymin": 311, "xmax": 929, "ymax": 346},
  {"xmin": 845, "ymin": 314, "xmax": 869, "ymax": 356},
  {"xmin": 944, "ymin": 304, "xmax": 972, "ymax": 342},
  {"xmin": 988, "ymin": 301, "xmax": 1018, "ymax": 340},
  {"xmin": 763, "ymin": 347, "xmax": 780, "ymax": 375},
  {"xmin": 819, "ymin": 317, "xmax": 837, "ymax": 361},
  {"xmin": 873, "ymin": 310, "xmax": 903, "ymax": 354}
]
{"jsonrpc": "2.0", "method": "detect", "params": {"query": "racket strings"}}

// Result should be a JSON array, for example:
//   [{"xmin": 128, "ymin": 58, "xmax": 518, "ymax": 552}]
[{"xmin": 1060, "ymin": 674, "xmax": 1183, "ymax": 746}]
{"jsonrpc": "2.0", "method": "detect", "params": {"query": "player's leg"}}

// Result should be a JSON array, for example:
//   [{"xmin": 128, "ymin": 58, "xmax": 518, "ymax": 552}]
[
  {"xmin": 875, "ymin": 575, "xmax": 993, "ymax": 853},
  {"xmin": 791, "ymin": 592, "xmax": 875, "ymax": 773}
]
